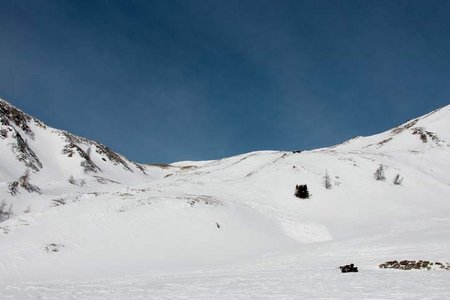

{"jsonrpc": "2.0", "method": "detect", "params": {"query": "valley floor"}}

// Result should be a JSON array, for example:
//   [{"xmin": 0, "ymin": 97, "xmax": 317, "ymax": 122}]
[
  {"xmin": 3, "ymin": 234, "xmax": 450, "ymax": 300},
  {"xmin": 4, "ymin": 268, "xmax": 450, "ymax": 300}
]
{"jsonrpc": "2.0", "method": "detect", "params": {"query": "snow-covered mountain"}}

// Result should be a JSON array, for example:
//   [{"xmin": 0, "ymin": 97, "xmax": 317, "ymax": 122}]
[
  {"xmin": 335, "ymin": 105, "xmax": 450, "ymax": 152},
  {"xmin": 1, "ymin": 99, "xmax": 450, "ymax": 299},
  {"xmin": 0, "ymin": 99, "xmax": 153, "ymax": 183}
]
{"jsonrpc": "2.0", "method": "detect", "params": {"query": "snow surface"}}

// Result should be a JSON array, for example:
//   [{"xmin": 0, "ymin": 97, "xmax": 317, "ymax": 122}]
[{"xmin": 1, "ymin": 101, "xmax": 450, "ymax": 299}]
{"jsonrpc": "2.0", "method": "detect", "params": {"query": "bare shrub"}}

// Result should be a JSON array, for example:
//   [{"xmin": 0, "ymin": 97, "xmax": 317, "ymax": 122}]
[
  {"xmin": 52, "ymin": 198, "xmax": 66, "ymax": 206},
  {"xmin": 8, "ymin": 181, "xmax": 19, "ymax": 196},
  {"xmin": 68, "ymin": 175, "xmax": 76, "ymax": 185},
  {"xmin": 374, "ymin": 164, "xmax": 386, "ymax": 181},
  {"xmin": 324, "ymin": 170, "xmax": 332, "ymax": 190},
  {"xmin": 393, "ymin": 174, "xmax": 403, "ymax": 185},
  {"xmin": 19, "ymin": 170, "xmax": 41, "ymax": 193}
]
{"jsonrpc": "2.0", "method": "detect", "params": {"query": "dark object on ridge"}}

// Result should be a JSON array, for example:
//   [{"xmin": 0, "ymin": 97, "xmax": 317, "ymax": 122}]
[
  {"xmin": 292, "ymin": 150, "xmax": 302, "ymax": 153},
  {"xmin": 339, "ymin": 264, "xmax": 358, "ymax": 273},
  {"xmin": 295, "ymin": 184, "xmax": 310, "ymax": 199}
]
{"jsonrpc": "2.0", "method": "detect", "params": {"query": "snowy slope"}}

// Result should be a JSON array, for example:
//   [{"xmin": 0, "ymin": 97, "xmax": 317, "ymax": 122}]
[
  {"xmin": 0, "ymin": 99, "xmax": 180, "ymax": 214},
  {"xmin": 1, "ymin": 99, "xmax": 450, "ymax": 299},
  {"xmin": 0, "ymin": 99, "xmax": 156, "ymax": 184},
  {"xmin": 334, "ymin": 104, "xmax": 450, "ymax": 152}
]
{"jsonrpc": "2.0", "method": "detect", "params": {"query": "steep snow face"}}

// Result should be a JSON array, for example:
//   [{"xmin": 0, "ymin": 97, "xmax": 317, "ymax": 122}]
[{"xmin": 0, "ymin": 99, "xmax": 450, "ymax": 296}]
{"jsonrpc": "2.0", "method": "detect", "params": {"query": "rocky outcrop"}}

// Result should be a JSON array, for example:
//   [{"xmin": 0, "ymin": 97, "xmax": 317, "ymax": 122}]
[
  {"xmin": 339, "ymin": 264, "xmax": 358, "ymax": 273},
  {"xmin": 0, "ymin": 100, "xmax": 38, "ymax": 138},
  {"xmin": 11, "ymin": 130, "xmax": 42, "ymax": 171},
  {"xmin": 411, "ymin": 127, "xmax": 440, "ymax": 144},
  {"xmin": 61, "ymin": 132, "xmax": 141, "ymax": 173},
  {"xmin": 62, "ymin": 143, "xmax": 101, "ymax": 173},
  {"xmin": 379, "ymin": 260, "xmax": 450, "ymax": 270},
  {"xmin": 8, "ymin": 170, "xmax": 41, "ymax": 196},
  {"xmin": 0, "ymin": 98, "xmax": 147, "ymax": 179},
  {"xmin": 1, "ymin": 101, "xmax": 43, "ymax": 171}
]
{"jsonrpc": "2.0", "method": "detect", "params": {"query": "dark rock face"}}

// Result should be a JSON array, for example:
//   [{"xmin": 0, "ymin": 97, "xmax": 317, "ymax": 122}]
[
  {"xmin": 379, "ymin": 260, "xmax": 450, "ymax": 270},
  {"xmin": 61, "ymin": 132, "xmax": 142, "ymax": 173},
  {"xmin": 8, "ymin": 181, "xmax": 19, "ymax": 196},
  {"xmin": 0, "ymin": 128, "xmax": 8, "ymax": 138},
  {"xmin": 12, "ymin": 131, "xmax": 42, "ymax": 171},
  {"xmin": 133, "ymin": 162, "xmax": 147, "ymax": 174},
  {"xmin": 411, "ymin": 127, "xmax": 440, "ymax": 144},
  {"xmin": 1, "ymin": 101, "xmax": 43, "ymax": 171},
  {"xmin": 0, "ymin": 100, "xmax": 36, "ymax": 138},
  {"xmin": 63, "ymin": 143, "xmax": 101, "ymax": 173},
  {"xmin": 391, "ymin": 119, "xmax": 419, "ymax": 135},
  {"xmin": 385, "ymin": 109, "xmax": 443, "ymax": 146},
  {"xmin": 8, "ymin": 170, "xmax": 41, "ymax": 196},
  {"xmin": 95, "ymin": 143, "xmax": 133, "ymax": 172},
  {"xmin": 339, "ymin": 264, "xmax": 358, "ymax": 273}
]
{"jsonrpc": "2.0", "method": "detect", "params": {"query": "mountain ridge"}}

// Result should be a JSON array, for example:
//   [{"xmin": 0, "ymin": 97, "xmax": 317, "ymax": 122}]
[
  {"xmin": 0, "ymin": 97, "xmax": 449, "ymax": 292},
  {"xmin": 332, "ymin": 103, "xmax": 450, "ymax": 152},
  {"xmin": 0, "ymin": 98, "xmax": 151, "ymax": 190}
]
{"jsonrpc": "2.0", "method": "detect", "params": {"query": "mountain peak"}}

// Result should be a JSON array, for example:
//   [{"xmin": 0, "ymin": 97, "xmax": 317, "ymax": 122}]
[
  {"xmin": 0, "ymin": 97, "xmax": 149, "ymax": 191},
  {"xmin": 0, "ymin": 98, "xmax": 46, "ymax": 140}
]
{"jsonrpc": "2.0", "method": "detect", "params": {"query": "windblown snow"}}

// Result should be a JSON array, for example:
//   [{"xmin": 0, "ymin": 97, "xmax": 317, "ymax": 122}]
[{"xmin": 1, "ymin": 98, "xmax": 450, "ymax": 299}]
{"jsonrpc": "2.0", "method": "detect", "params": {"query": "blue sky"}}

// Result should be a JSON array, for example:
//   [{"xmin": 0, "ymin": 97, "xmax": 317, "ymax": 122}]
[{"xmin": 0, "ymin": 0, "xmax": 449, "ymax": 163}]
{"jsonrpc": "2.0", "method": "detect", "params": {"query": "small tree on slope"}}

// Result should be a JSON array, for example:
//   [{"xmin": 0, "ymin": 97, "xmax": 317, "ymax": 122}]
[
  {"xmin": 393, "ymin": 174, "xmax": 403, "ymax": 185},
  {"xmin": 295, "ymin": 184, "xmax": 310, "ymax": 199},
  {"xmin": 324, "ymin": 170, "xmax": 332, "ymax": 190},
  {"xmin": 374, "ymin": 164, "xmax": 386, "ymax": 181}
]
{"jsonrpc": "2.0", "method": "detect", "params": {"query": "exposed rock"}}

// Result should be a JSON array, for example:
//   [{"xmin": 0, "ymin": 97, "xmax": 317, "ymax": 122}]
[
  {"xmin": 184, "ymin": 195, "xmax": 222, "ymax": 207},
  {"xmin": 11, "ymin": 130, "xmax": 42, "ymax": 171},
  {"xmin": 63, "ymin": 143, "xmax": 101, "ymax": 173},
  {"xmin": 51, "ymin": 198, "xmax": 66, "ymax": 207},
  {"xmin": 133, "ymin": 162, "xmax": 147, "ymax": 174},
  {"xmin": 8, "ymin": 170, "xmax": 41, "ymax": 196},
  {"xmin": 391, "ymin": 119, "xmax": 419, "ymax": 135},
  {"xmin": 0, "ymin": 100, "xmax": 34, "ymax": 138},
  {"xmin": 61, "ymin": 131, "xmax": 146, "ymax": 174},
  {"xmin": 95, "ymin": 143, "xmax": 133, "ymax": 172},
  {"xmin": 379, "ymin": 260, "xmax": 450, "ymax": 271},
  {"xmin": 8, "ymin": 181, "xmax": 19, "ymax": 196},
  {"xmin": 44, "ymin": 243, "xmax": 64, "ymax": 253},
  {"xmin": 411, "ymin": 127, "xmax": 440, "ymax": 144},
  {"xmin": 0, "ymin": 128, "xmax": 8, "ymax": 138},
  {"xmin": 339, "ymin": 264, "xmax": 358, "ymax": 273},
  {"xmin": 377, "ymin": 137, "xmax": 393, "ymax": 146}
]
